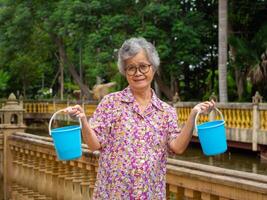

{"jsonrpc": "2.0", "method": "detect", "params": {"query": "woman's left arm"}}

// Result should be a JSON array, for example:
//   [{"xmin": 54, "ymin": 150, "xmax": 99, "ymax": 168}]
[{"xmin": 170, "ymin": 100, "xmax": 215, "ymax": 154}]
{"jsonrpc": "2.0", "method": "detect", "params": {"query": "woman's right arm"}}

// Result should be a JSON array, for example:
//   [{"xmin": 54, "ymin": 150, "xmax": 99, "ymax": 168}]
[{"xmin": 65, "ymin": 105, "xmax": 101, "ymax": 151}]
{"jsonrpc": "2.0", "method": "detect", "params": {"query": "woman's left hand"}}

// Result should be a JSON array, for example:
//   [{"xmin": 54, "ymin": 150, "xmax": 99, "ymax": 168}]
[{"xmin": 192, "ymin": 100, "xmax": 216, "ymax": 115}]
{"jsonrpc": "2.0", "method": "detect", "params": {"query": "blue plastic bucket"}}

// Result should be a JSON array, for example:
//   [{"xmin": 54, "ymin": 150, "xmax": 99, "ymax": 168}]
[
  {"xmin": 195, "ymin": 108, "xmax": 227, "ymax": 156},
  {"xmin": 49, "ymin": 109, "xmax": 82, "ymax": 161}
]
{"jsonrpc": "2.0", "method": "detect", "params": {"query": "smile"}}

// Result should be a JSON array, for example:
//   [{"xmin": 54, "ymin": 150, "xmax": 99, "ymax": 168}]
[{"xmin": 133, "ymin": 79, "xmax": 146, "ymax": 81}]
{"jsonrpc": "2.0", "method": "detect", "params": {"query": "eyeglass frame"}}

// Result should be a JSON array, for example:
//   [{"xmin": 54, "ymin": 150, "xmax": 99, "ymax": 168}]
[{"xmin": 125, "ymin": 63, "xmax": 152, "ymax": 76}]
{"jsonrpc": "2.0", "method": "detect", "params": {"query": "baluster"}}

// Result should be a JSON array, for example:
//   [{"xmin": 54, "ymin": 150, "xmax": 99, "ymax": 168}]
[
  {"xmin": 56, "ymin": 161, "xmax": 66, "ymax": 200},
  {"xmin": 27, "ymin": 151, "xmax": 36, "ymax": 191},
  {"xmin": 63, "ymin": 162, "xmax": 75, "ymax": 200},
  {"xmin": 57, "ymin": 161, "xmax": 72, "ymax": 200},
  {"xmin": 72, "ymin": 176, "xmax": 83, "ymax": 200},
  {"xmin": 19, "ymin": 148, "xmax": 28, "ymax": 187},
  {"xmin": 11, "ymin": 184, "xmax": 20, "ymax": 200},
  {"xmin": 32, "ymin": 152, "xmax": 41, "ymax": 192},
  {"xmin": 168, "ymin": 185, "xmax": 183, "ymax": 200},
  {"xmin": 40, "ymin": 153, "xmax": 51, "ymax": 195},
  {"xmin": 240, "ymin": 109, "xmax": 245, "ymax": 128},
  {"xmin": 201, "ymin": 193, "xmax": 219, "ymax": 200},
  {"xmin": 184, "ymin": 188, "xmax": 201, "ymax": 200},
  {"xmin": 225, "ymin": 109, "xmax": 231, "ymax": 128},
  {"xmin": 11, "ymin": 146, "xmax": 20, "ymax": 185},
  {"xmin": 87, "ymin": 163, "xmax": 96, "ymax": 199},
  {"xmin": 225, "ymin": 109, "xmax": 230, "ymax": 128},
  {"xmin": 64, "ymin": 167, "xmax": 75, "ymax": 200},
  {"xmin": 44, "ymin": 158, "xmax": 54, "ymax": 198},
  {"xmin": 37, "ymin": 153, "xmax": 47, "ymax": 194},
  {"xmin": 80, "ymin": 181, "xmax": 91, "ymax": 200},
  {"xmin": 245, "ymin": 109, "xmax": 251, "ymax": 128},
  {"xmin": 23, "ymin": 149, "xmax": 32, "ymax": 189},
  {"xmin": 260, "ymin": 110, "xmax": 267, "ymax": 130},
  {"xmin": 73, "ymin": 162, "xmax": 90, "ymax": 200},
  {"xmin": 70, "ymin": 161, "xmax": 83, "ymax": 200},
  {"xmin": 48, "ymin": 155, "xmax": 59, "ymax": 199},
  {"xmin": 79, "ymin": 163, "xmax": 91, "ymax": 200},
  {"xmin": 218, "ymin": 198, "xmax": 230, "ymax": 200}
]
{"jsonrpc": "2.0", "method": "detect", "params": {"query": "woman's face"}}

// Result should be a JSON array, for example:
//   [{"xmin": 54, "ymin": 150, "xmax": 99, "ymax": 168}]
[{"xmin": 124, "ymin": 49, "xmax": 155, "ymax": 91}]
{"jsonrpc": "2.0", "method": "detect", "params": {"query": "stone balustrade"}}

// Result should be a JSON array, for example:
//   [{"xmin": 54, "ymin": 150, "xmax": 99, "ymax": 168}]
[
  {"xmin": 3, "ymin": 132, "xmax": 267, "ymax": 200},
  {"xmin": 22, "ymin": 100, "xmax": 267, "ymax": 130},
  {"xmin": 23, "ymin": 100, "xmax": 267, "ymax": 153},
  {"xmin": 23, "ymin": 100, "xmax": 98, "ymax": 117}
]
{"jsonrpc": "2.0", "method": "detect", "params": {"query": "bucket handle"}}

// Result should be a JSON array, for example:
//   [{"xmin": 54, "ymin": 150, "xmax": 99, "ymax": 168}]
[
  {"xmin": 194, "ymin": 107, "xmax": 224, "ymax": 132},
  {"xmin": 49, "ymin": 109, "xmax": 82, "ymax": 136}
]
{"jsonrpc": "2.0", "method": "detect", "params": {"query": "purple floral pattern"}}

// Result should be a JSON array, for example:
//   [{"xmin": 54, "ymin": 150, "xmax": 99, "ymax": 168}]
[{"xmin": 89, "ymin": 86, "xmax": 181, "ymax": 200}]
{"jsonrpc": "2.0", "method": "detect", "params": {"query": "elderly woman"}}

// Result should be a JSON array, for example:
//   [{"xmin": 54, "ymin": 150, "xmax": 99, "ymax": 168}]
[{"xmin": 67, "ymin": 37, "xmax": 215, "ymax": 199}]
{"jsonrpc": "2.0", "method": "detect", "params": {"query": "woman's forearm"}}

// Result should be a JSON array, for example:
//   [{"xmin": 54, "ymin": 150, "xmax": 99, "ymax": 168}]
[
  {"xmin": 81, "ymin": 117, "xmax": 101, "ymax": 151},
  {"xmin": 170, "ymin": 100, "xmax": 215, "ymax": 154},
  {"xmin": 170, "ymin": 109, "xmax": 197, "ymax": 154}
]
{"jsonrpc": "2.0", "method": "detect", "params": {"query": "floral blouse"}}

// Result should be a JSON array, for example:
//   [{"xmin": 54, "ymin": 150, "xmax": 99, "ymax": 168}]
[{"xmin": 90, "ymin": 86, "xmax": 181, "ymax": 200}]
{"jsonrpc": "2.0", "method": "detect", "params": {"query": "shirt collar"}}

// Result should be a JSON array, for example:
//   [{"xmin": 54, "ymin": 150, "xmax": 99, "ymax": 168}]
[{"xmin": 120, "ymin": 86, "xmax": 164, "ymax": 111}]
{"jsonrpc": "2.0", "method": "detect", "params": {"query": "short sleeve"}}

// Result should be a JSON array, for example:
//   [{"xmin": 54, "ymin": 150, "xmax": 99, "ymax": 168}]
[
  {"xmin": 167, "ymin": 107, "xmax": 181, "ymax": 154},
  {"xmin": 89, "ymin": 95, "xmax": 114, "ymax": 149}
]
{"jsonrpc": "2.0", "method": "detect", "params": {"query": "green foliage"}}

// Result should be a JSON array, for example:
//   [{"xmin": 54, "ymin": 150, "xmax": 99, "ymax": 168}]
[
  {"xmin": 0, "ymin": 0, "xmax": 266, "ymax": 101},
  {"xmin": 35, "ymin": 88, "xmax": 53, "ymax": 99},
  {"xmin": 0, "ymin": 69, "xmax": 9, "ymax": 91},
  {"xmin": 228, "ymin": 0, "xmax": 267, "ymax": 99},
  {"xmin": 64, "ymin": 82, "xmax": 79, "ymax": 91}
]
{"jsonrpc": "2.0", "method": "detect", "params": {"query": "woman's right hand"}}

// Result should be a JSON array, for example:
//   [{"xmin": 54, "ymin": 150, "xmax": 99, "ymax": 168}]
[
  {"xmin": 64, "ymin": 105, "xmax": 87, "ymax": 121},
  {"xmin": 65, "ymin": 105, "xmax": 101, "ymax": 151}
]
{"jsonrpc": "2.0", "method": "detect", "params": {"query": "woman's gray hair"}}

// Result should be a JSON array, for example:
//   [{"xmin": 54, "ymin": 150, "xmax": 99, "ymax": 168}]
[{"xmin": 117, "ymin": 37, "xmax": 160, "ymax": 76}]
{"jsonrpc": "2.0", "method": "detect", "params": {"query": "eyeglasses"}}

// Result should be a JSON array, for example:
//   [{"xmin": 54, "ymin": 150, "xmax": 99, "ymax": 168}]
[{"xmin": 125, "ymin": 63, "xmax": 151, "ymax": 76}]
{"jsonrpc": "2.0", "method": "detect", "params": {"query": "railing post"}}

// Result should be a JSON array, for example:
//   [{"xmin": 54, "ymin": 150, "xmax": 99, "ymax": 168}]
[
  {"xmin": 3, "ymin": 134, "xmax": 13, "ymax": 200},
  {"xmin": 252, "ymin": 91, "xmax": 262, "ymax": 151},
  {"xmin": 0, "ymin": 93, "xmax": 27, "ymax": 200}
]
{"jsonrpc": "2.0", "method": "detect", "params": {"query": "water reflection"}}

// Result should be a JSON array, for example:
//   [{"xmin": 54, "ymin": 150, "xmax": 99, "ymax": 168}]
[{"xmin": 172, "ymin": 143, "xmax": 267, "ymax": 175}]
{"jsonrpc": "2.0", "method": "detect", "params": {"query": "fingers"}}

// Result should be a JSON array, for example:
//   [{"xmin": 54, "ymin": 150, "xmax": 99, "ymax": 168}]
[
  {"xmin": 64, "ymin": 105, "xmax": 85, "ymax": 118},
  {"xmin": 195, "ymin": 100, "xmax": 216, "ymax": 114}
]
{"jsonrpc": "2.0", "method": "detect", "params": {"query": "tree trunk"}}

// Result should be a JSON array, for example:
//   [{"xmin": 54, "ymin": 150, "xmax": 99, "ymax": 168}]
[
  {"xmin": 59, "ymin": 44, "xmax": 64, "ymax": 100},
  {"xmin": 228, "ymin": 21, "xmax": 246, "ymax": 101},
  {"xmin": 234, "ymin": 69, "xmax": 245, "ymax": 100},
  {"xmin": 218, "ymin": 0, "xmax": 228, "ymax": 102},
  {"xmin": 154, "ymin": 73, "xmax": 172, "ymax": 100},
  {"xmin": 53, "ymin": 36, "xmax": 91, "ymax": 99},
  {"xmin": 229, "ymin": 39, "xmax": 245, "ymax": 101}
]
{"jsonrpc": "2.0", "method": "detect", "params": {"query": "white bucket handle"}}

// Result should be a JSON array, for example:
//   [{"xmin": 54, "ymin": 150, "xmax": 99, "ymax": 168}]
[
  {"xmin": 49, "ymin": 109, "xmax": 82, "ymax": 136},
  {"xmin": 195, "ymin": 107, "xmax": 224, "ymax": 132}
]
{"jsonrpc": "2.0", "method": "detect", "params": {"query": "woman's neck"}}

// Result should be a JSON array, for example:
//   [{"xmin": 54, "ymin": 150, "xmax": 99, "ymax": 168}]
[{"xmin": 130, "ymin": 86, "xmax": 152, "ymax": 106}]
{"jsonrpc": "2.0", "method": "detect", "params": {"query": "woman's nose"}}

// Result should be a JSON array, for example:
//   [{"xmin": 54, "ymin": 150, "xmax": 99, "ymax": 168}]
[{"xmin": 134, "ymin": 68, "xmax": 143, "ymax": 76}]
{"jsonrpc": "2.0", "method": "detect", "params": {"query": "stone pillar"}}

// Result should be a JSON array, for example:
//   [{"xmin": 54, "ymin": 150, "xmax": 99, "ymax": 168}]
[
  {"xmin": 252, "ymin": 91, "xmax": 262, "ymax": 151},
  {"xmin": 0, "ymin": 93, "xmax": 27, "ymax": 200}
]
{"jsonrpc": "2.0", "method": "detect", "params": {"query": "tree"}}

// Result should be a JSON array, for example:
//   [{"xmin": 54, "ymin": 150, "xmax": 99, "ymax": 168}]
[
  {"xmin": 228, "ymin": 0, "xmax": 267, "ymax": 100},
  {"xmin": 218, "ymin": 0, "xmax": 228, "ymax": 102},
  {"xmin": 3, "ymin": 0, "xmax": 255, "ymax": 102}
]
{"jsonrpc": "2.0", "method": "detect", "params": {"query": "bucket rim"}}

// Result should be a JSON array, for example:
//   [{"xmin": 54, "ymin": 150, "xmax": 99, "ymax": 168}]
[
  {"xmin": 197, "ymin": 120, "xmax": 225, "ymax": 130},
  {"xmin": 51, "ymin": 125, "xmax": 81, "ymax": 133},
  {"xmin": 49, "ymin": 109, "xmax": 82, "ymax": 136}
]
